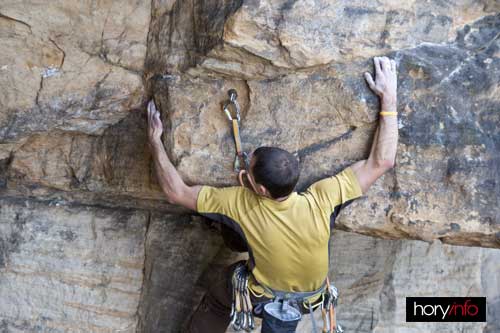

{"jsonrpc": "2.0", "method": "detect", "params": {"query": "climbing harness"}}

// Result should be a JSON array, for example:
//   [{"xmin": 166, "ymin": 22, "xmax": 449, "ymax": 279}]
[
  {"xmin": 230, "ymin": 263, "xmax": 255, "ymax": 331},
  {"xmin": 223, "ymin": 89, "xmax": 250, "ymax": 173},
  {"xmin": 229, "ymin": 262, "xmax": 344, "ymax": 332},
  {"xmin": 258, "ymin": 279, "xmax": 325, "ymax": 333},
  {"xmin": 258, "ymin": 276, "xmax": 343, "ymax": 333}
]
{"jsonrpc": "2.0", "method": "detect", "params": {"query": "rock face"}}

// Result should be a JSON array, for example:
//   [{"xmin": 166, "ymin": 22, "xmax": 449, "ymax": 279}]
[
  {"xmin": 0, "ymin": 0, "xmax": 499, "ymax": 332},
  {"xmin": 137, "ymin": 220, "xmax": 500, "ymax": 333},
  {"xmin": 0, "ymin": 197, "xmax": 148, "ymax": 332},
  {"xmin": 0, "ymin": 1, "xmax": 148, "ymax": 152},
  {"xmin": 152, "ymin": 5, "xmax": 500, "ymax": 248}
]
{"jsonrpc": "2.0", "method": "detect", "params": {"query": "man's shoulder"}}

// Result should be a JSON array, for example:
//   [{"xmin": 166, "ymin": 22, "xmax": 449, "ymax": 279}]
[
  {"xmin": 197, "ymin": 185, "xmax": 257, "ymax": 214},
  {"xmin": 300, "ymin": 166, "xmax": 363, "ymax": 213}
]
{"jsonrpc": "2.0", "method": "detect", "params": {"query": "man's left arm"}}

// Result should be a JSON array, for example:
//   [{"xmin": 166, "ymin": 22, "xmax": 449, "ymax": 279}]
[
  {"xmin": 147, "ymin": 100, "xmax": 201, "ymax": 211},
  {"xmin": 350, "ymin": 56, "xmax": 399, "ymax": 194}
]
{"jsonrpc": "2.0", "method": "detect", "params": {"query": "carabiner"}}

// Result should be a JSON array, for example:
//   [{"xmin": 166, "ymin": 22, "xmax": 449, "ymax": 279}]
[{"xmin": 223, "ymin": 89, "xmax": 241, "ymax": 122}]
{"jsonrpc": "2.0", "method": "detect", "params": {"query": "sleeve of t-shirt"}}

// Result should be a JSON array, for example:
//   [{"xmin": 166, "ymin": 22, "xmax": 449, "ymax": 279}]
[
  {"xmin": 305, "ymin": 166, "xmax": 363, "ymax": 215},
  {"xmin": 196, "ymin": 185, "xmax": 248, "ymax": 224}
]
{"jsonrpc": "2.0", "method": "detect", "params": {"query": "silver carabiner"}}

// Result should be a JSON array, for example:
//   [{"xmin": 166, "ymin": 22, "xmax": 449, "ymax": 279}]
[{"xmin": 223, "ymin": 89, "xmax": 241, "ymax": 122}]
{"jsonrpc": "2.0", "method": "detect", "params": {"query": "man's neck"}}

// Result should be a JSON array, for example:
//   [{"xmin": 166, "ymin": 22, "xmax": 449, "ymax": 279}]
[{"xmin": 270, "ymin": 194, "xmax": 290, "ymax": 201}]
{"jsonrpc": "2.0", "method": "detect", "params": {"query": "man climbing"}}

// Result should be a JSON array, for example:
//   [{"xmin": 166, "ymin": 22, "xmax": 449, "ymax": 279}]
[{"xmin": 147, "ymin": 56, "xmax": 398, "ymax": 332}]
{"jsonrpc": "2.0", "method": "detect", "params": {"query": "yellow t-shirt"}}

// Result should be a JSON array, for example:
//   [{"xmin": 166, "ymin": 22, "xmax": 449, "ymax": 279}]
[{"xmin": 196, "ymin": 167, "xmax": 363, "ymax": 297}]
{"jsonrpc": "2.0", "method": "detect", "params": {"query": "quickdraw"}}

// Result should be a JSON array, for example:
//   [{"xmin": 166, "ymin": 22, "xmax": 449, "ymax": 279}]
[
  {"xmin": 230, "ymin": 263, "xmax": 255, "ymax": 331},
  {"xmin": 320, "ymin": 277, "xmax": 343, "ymax": 333},
  {"xmin": 229, "ymin": 262, "xmax": 344, "ymax": 332},
  {"xmin": 223, "ymin": 89, "xmax": 250, "ymax": 173}
]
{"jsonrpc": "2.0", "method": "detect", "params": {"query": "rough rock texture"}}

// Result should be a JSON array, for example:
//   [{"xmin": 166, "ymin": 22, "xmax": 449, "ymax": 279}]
[
  {"xmin": 137, "ymin": 214, "xmax": 245, "ymax": 333},
  {"xmin": 0, "ymin": 197, "xmax": 148, "ymax": 332},
  {"xmin": 151, "ymin": 5, "xmax": 500, "ymax": 248},
  {"xmin": 1, "ymin": 0, "xmax": 499, "ymax": 332},
  {"xmin": 0, "ymin": 1, "xmax": 148, "ymax": 152},
  {"xmin": 135, "ymin": 224, "xmax": 500, "ymax": 333}
]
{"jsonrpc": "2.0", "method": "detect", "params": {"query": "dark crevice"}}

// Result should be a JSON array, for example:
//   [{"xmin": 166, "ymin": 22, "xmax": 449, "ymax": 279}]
[
  {"xmin": 296, "ymin": 126, "xmax": 357, "ymax": 162},
  {"xmin": 89, "ymin": 69, "xmax": 112, "ymax": 111},
  {"xmin": 142, "ymin": 0, "xmax": 156, "ymax": 98},
  {"xmin": 193, "ymin": 0, "xmax": 244, "ymax": 57},
  {"xmin": 35, "ymin": 76, "xmax": 44, "ymax": 107},
  {"xmin": 240, "ymin": 79, "xmax": 251, "ymax": 123},
  {"xmin": 136, "ymin": 210, "xmax": 153, "ymax": 332},
  {"xmin": 0, "ymin": 150, "xmax": 15, "ymax": 189},
  {"xmin": 0, "ymin": 193, "xmax": 147, "ymax": 214},
  {"xmin": 275, "ymin": 1, "xmax": 297, "ymax": 65}
]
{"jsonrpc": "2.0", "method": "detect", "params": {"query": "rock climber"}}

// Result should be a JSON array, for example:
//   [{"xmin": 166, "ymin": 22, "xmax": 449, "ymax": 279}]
[{"xmin": 147, "ymin": 56, "xmax": 398, "ymax": 333}]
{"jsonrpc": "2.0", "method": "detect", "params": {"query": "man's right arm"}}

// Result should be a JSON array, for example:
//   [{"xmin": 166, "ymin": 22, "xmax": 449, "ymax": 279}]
[
  {"xmin": 147, "ymin": 99, "xmax": 201, "ymax": 211},
  {"xmin": 350, "ymin": 56, "xmax": 399, "ymax": 194}
]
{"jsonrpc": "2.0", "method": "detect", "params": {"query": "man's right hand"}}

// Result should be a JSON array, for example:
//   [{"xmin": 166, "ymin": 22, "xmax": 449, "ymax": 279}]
[
  {"xmin": 364, "ymin": 56, "xmax": 397, "ymax": 110},
  {"xmin": 147, "ymin": 99, "xmax": 163, "ymax": 146}
]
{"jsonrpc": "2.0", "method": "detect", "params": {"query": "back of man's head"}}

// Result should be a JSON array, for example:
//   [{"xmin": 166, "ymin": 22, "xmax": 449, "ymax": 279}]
[{"xmin": 251, "ymin": 146, "xmax": 300, "ymax": 199}]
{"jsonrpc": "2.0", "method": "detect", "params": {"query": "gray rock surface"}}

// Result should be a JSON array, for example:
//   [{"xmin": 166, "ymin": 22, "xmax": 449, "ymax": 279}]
[{"xmin": 0, "ymin": 197, "xmax": 148, "ymax": 332}]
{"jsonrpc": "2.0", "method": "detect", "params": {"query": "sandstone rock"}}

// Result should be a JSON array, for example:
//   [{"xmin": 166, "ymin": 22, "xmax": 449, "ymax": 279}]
[
  {"xmin": 0, "ymin": 1, "xmax": 149, "ymax": 148},
  {"xmin": 0, "ymin": 1, "xmax": 499, "ymax": 333},
  {"xmin": 134, "ymin": 221, "xmax": 500, "ymax": 333},
  {"xmin": 0, "ymin": 197, "xmax": 148, "ymax": 332},
  {"xmin": 137, "ymin": 214, "xmax": 243, "ymax": 332},
  {"xmin": 150, "ymin": 13, "xmax": 500, "ymax": 248},
  {"xmin": 2, "ymin": 1, "xmax": 497, "ymax": 249},
  {"xmin": 193, "ymin": 0, "xmax": 500, "ymax": 78},
  {"xmin": 7, "ymin": 112, "xmax": 156, "ymax": 198}
]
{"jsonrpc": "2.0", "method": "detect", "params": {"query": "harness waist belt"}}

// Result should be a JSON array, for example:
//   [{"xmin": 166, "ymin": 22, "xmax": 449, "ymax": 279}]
[{"xmin": 255, "ymin": 277, "xmax": 327, "ymax": 302}]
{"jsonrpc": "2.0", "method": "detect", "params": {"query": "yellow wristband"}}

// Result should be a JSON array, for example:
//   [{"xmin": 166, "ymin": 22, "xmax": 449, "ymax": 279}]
[{"xmin": 379, "ymin": 111, "xmax": 398, "ymax": 116}]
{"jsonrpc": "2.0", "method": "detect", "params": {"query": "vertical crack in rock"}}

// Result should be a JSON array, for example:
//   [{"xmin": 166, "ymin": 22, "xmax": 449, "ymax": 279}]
[
  {"xmin": 241, "ymin": 79, "xmax": 251, "ymax": 122},
  {"xmin": 275, "ymin": 1, "xmax": 297, "ymax": 66},
  {"xmin": 136, "ymin": 210, "xmax": 152, "ymax": 333},
  {"xmin": 142, "ymin": 0, "xmax": 156, "ymax": 93},
  {"xmin": 35, "ymin": 75, "xmax": 44, "ymax": 107},
  {"xmin": 89, "ymin": 69, "xmax": 113, "ymax": 111},
  {"xmin": 0, "ymin": 150, "xmax": 14, "ymax": 189},
  {"xmin": 145, "ymin": 0, "xmax": 245, "ymax": 76},
  {"xmin": 193, "ymin": 0, "xmax": 244, "ymax": 59},
  {"xmin": 99, "ymin": 8, "xmax": 112, "ymax": 62}
]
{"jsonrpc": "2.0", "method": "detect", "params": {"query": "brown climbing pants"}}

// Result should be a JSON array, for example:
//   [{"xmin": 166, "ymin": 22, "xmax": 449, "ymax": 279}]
[
  {"xmin": 186, "ymin": 260, "xmax": 320, "ymax": 333},
  {"xmin": 187, "ymin": 260, "xmax": 268, "ymax": 333}
]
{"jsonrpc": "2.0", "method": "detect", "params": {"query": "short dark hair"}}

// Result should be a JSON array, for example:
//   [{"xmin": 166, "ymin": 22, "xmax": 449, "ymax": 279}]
[{"xmin": 251, "ymin": 146, "xmax": 300, "ymax": 198}]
